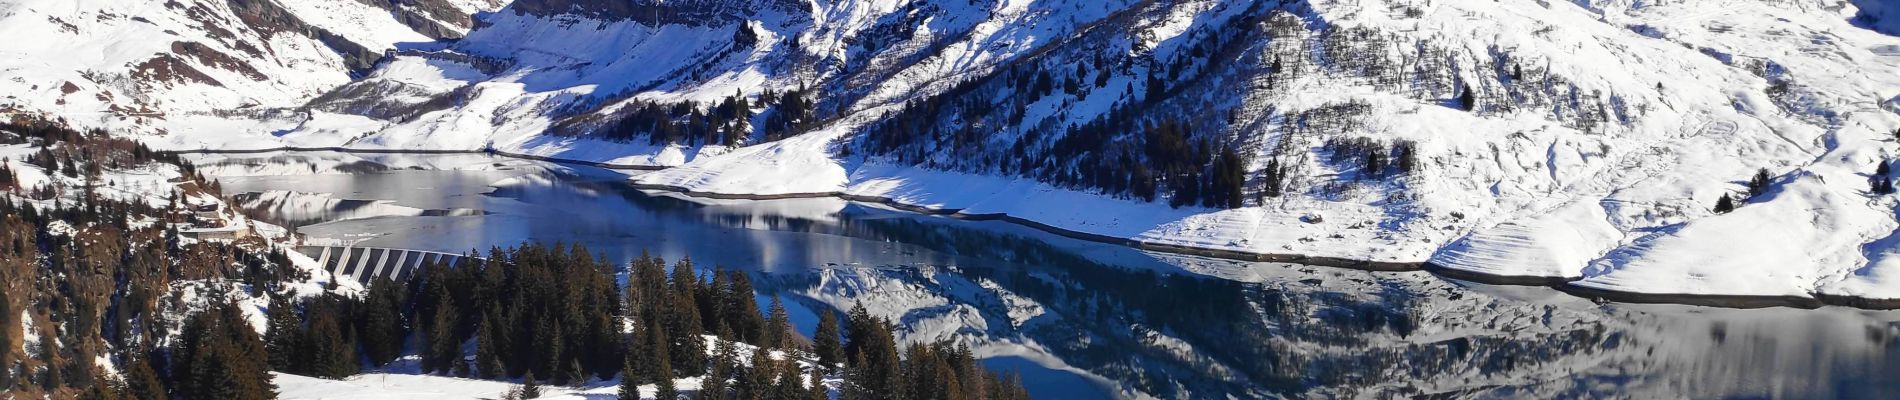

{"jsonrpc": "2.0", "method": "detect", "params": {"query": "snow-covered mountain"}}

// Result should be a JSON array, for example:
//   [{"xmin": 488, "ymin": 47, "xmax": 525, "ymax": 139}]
[
  {"xmin": 0, "ymin": 0, "xmax": 502, "ymax": 137},
  {"xmin": 7, "ymin": 0, "xmax": 1900, "ymax": 305}
]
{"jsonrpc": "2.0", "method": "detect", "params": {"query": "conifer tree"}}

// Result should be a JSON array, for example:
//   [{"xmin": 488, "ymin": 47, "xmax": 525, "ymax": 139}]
[
  {"xmin": 1714, "ymin": 194, "xmax": 1736, "ymax": 214},
  {"xmin": 42, "ymin": 346, "xmax": 63, "ymax": 391},
  {"xmin": 1262, "ymin": 158, "xmax": 1285, "ymax": 198},
  {"xmin": 630, "ymin": 252, "xmax": 670, "ymax": 316},
  {"xmin": 736, "ymin": 347, "xmax": 775, "ymax": 400},
  {"xmin": 954, "ymin": 344, "xmax": 987, "ymax": 398},
  {"xmin": 843, "ymin": 352, "xmax": 875, "ymax": 400},
  {"xmin": 456, "ymin": 357, "xmax": 475, "ymax": 378},
  {"xmin": 705, "ymin": 268, "xmax": 733, "ymax": 336},
  {"xmin": 766, "ymin": 296, "xmax": 793, "ymax": 349},
  {"xmin": 174, "ymin": 303, "xmax": 275, "ymax": 400},
  {"xmin": 263, "ymin": 295, "xmax": 300, "ymax": 372},
  {"xmin": 671, "ymin": 257, "xmax": 699, "ymax": 306},
  {"xmin": 425, "ymin": 300, "xmax": 462, "ymax": 375},
  {"xmin": 667, "ymin": 291, "xmax": 707, "ymax": 374},
  {"xmin": 726, "ymin": 272, "xmax": 765, "ymax": 345},
  {"xmin": 563, "ymin": 358, "xmax": 586, "ymax": 386},
  {"xmin": 306, "ymin": 310, "xmax": 358, "ymax": 379},
  {"xmin": 814, "ymin": 310, "xmax": 844, "ymax": 371},
  {"xmin": 522, "ymin": 372, "xmax": 543, "ymax": 399},
  {"xmin": 534, "ymin": 318, "xmax": 563, "ymax": 381},
  {"xmin": 620, "ymin": 336, "xmax": 644, "ymax": 400},
  {"xmin": 1210, "ymin": 147, "xmax": 1247, "ymax": 208},
  {"xmin": 651, "ymin": 323, "xmax": 679, "ymax": 400},
  {"xmin": 808, "ymin": 368, "xmax": 828, "ymax": 400},
  {"xmin": 625, "ymin": 319, "xmax": 654, "ymax": 385},
  {"xmin": 122, "ymin": 352, "xmax": 167, "ymax": 400},
  {"xmin": 702, "ymin": 334, "xmax": 738, "ymax": 400},
  {"xmin": 842, "ymin": 304, "xmax": 874, "ymax": 364},
  {"xmin": 359, "ymin": 277, "xmax": 407, "ymax": 366},
  {"xmin": 1749, "ymin": 168, "xmax": 1772, "ymax": 198},
  {"xmin": 773, "ymin": 361, "xmax": 807, "ymax": 400},
  {"xmin": 1458, "ymin": 86, "xmax": 1476, "ymax": 111},
  {"xmin": 843, "ymin": 306, "xmax": 902, "ymax": 400},
  {"xmin": 1395, "ymin": 141, "xmax": 1419, "ymax": 174},
  {"xmin": 477, "ymin": 316, "xmax": 503, "ymax": 379},
  {"xmin": 654, "ymin": 355, "xmax": 679, "ymax": 400}
]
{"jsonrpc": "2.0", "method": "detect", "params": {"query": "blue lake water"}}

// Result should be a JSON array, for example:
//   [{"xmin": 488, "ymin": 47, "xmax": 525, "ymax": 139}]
[{"xmin": 191, "ymin": 151, "xmax": 1900, "ymax": 399}]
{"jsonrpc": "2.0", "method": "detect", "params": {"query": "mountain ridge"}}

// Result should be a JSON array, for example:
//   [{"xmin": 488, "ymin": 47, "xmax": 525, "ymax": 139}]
[{"xmin": 8, "ymin": 0, "xmax": 1900, "ymax": 305}]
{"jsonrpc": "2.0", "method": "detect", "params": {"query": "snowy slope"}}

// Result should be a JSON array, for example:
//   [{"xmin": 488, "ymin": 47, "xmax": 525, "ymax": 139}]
[
  {"xmin": 633, "ymin": 0, "xmax": 1900, "ymax": 302},
  {"xmin": 626, "ymin": 0, "xmax": 1900, "ymax": 302},
  {"xmin": 150, "ymin": 0, "xmax": 1144, "ymax": 160},
  {"xmin": 0, "ymin": 0, "xmax": 499, "ymax": 142},
  {"xmin": 10, "ymin": 0, "xmax": 1900, "ymax": 303}
]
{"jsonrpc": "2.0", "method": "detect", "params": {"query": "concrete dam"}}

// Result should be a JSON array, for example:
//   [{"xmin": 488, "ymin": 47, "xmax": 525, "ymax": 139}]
[{"xmin": 295, "ymin": 245, "xmax": 482, "ymax": 283}]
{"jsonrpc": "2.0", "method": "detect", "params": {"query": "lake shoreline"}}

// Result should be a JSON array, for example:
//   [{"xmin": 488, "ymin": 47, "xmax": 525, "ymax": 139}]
[{"xmin": 167, "ymin": 147, "xmax": 1900, "ymax": 311}]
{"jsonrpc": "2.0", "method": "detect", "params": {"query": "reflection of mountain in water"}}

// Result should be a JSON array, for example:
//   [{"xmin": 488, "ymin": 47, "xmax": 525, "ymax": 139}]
[
  {"xmin": 516, "ymin": 171, "xmax": 1900, "ymax": 398},
  {"xmin": 196, "ymin": 152, "xmax": 1900, "ymax": 399},
  {"xmin": 189, "ymin": 153, "xmax": 393, "ymax": 176},
  {"xmin": 232, "ymin": 190, "xmax": 488, "ymax": 228},
  {"xmin": 743, "ymin": 220, "xmax": 1613, "ymax": 398},
  {"xmin": 749, "ymin": 217, "xmax": 1900, "ymax": 399}
]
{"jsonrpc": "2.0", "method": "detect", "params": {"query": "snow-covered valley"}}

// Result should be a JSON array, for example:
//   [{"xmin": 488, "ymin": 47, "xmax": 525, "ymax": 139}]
[{"xmin": 7, "ymin": 0, "xmax": 1900, "ymax": 309}]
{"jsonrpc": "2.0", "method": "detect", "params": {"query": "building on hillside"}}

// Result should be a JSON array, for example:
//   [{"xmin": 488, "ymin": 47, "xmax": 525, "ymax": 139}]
[{"xmin": 181, "ymin": 225, "xmax": 252, "ymax": 241}]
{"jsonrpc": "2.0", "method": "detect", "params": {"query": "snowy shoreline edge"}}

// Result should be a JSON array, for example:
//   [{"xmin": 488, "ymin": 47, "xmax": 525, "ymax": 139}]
[{"xmin": 164, "ymin": 147, "xmax": 1900, "ymax": 311}]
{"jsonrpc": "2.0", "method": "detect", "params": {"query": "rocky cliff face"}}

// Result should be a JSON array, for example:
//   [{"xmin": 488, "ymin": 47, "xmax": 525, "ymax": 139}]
[
  {"xmin": 374, "ymin": 0, "xmax": 507, "ymax": 39},
  {"xmin": 508, "ymin": 0, "xmax": 808, "ymax": 25}
]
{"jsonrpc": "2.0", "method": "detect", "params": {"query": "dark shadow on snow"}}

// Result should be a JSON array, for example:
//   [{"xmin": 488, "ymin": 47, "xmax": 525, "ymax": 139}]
[{"xmin": 1851, "ymin": 0, "xmax": 1900, "ymax": 36}]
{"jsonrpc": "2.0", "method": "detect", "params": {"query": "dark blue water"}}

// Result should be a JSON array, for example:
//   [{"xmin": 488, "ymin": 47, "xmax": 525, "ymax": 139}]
[{"xmin": 192, "ymin": 151, "xmax": 1900, "ymax": 399}]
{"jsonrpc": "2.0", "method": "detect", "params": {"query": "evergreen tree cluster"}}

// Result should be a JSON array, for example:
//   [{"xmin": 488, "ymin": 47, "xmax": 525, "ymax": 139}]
[
  {"xmin": 170, "ymin": 302, "xmax": 277, "ymax": 399},
  {"xmin": 833, "ymin": 304, "xmax": 1031, "ymax": 400},
  {"xmin": 261, "ymin": 283, "xmax": 410, "ymax": 381},
  {"xmin": 287, "ymin": 244, "xmax": 1037, "ymax": 399},
  {"xmin": 1322, "ymin": 137, "xmax": 1420, "ymax": 180},
  {"xmin": 1748, "ymin": 168, "xmax": 1772, "ymax": 199},
  {"xmin": 1259, "ymin": 158, "xmax": 1288, "ymax": 199},
  {"xmin": 571, "ymin": 87, "xmax": 815, "ymax": 147},
  {"xmin": 0, "ymin": 121, "xmax": 289, "ymax": 399},
  {"xmin": 620, "ymin": 252, "xmax": 788, "ymax": 386},
  {"xmin": 4, "ymin": 120, "xmax": 183, "ymax": 175},
  {"xmin": 1717, "ymin": 168, "xmax": 1775, "ymax": 213},
  {"xmin": 690, "ymin": 338, "xmax": 821, "ymax": 400},
  {"xmin": 0, "ymin": 198, "xmax": 288, "ymax": 398},
  {"xmin": 761, "ymin": 88, "xmax": 814, "ymax": 141},
  {"xmin": 401, "ymin": 243, "xmax": 626, "ymax": 384},
  {"xmin": 10, "ymin": 119, "xmax": 217, "ymax": 202},
  {"xmin": 591, "ymin": 94, "xmax": 751, "ymax": 147}
]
